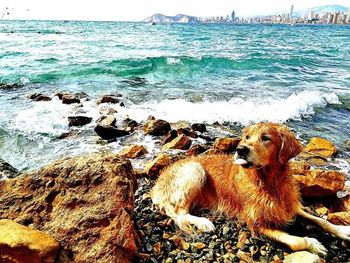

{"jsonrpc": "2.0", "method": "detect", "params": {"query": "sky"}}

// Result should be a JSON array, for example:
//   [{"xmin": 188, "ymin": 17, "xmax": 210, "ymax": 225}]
[{"xmin": 1, "ymin": 0, "xmax": 349, "ymax": 21}]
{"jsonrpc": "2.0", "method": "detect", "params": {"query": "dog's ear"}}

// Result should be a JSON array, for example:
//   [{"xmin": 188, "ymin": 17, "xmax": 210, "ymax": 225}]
[{"xmin": 278, "ymin": 126, "xmax": 303, "ymax": 164}]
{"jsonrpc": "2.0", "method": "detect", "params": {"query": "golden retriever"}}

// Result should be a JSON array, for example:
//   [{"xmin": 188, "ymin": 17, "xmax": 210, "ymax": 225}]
[{"xmin": 151, "ymin": 123, "xmax": 350, "ymax": 255}]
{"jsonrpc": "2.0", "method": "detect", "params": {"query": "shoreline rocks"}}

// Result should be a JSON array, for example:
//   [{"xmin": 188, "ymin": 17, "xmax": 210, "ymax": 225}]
[
  {"xmin": 0, "ymin": 219, "xmax": 59, "ymax": 263},
  {"xmin": 0, "ymin": 153, "xmax": 139, "ymax": 262},
  {"xmin": 68, "ymin": 116, "xmax": 92, "ymax": 127}
]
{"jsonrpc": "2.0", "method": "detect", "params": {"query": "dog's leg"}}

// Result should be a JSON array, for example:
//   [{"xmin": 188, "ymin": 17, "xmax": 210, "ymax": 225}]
[
  {"xmin": 298, "ymin": 208, "xmax": 350, "ymax": 241},
  {"xmin": 152, "ymin": 161, "xmax": 215, "ymax": 233},
  {"xmin": 259, "ymin": 227, "xmax": 327, "ymax": 256}
]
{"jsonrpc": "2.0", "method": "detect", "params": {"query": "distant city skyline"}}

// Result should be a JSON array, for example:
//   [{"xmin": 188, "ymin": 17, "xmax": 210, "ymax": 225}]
[{"xmin": 0, "ymin": 0, "xmax": 349, "ymax": 21}]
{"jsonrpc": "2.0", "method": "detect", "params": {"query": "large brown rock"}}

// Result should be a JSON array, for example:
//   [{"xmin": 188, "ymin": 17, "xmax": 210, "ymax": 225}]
[
  {"xmin": 145, "ymin": 154, "xmax": 172, "ymax": 179},
  {"xmin": 162, "ymin": 134, "xmax": 192, "ymax": 151},
  {"xmin": 293, "ymin": 170, "xmax": 345, "ymax": 197},
  {"xmin": 0, "ymin": 153, "xmax": 139, "ymax": 263},
  {"xmin": 289, "ymin": 161, "xmax": 310, "ymax": 175},
  {"xmin": 213, "ymin": 137, "xmax": 240, "ymax": 152},
  {"xmin": 68, "ymin": 116, "xmax": 92, "ymax": 127},
  {"xmin": 97, "ymin": 94, "xmax": 122, "ymax": 105},
  {"xmin": 29, "ymin": 93, "xmax": 52, "ymax": 102},
  {"xmin": 94, "ymin": 125, "xmax": 130, "ymax": 140},
  {"xmin": 143, "ymin": 119, "xmax": 171, "ymax": 136},
  {"xmin": 119, "ymin": 145, "xmax": 149, "ymax": 158},
  {"xmin": 0, "ymin": 219, "xmax": 59, "ymax": 263},
  {"xmin": 303, "ymin": 137, "xmax": 337, "ymax": 158}
]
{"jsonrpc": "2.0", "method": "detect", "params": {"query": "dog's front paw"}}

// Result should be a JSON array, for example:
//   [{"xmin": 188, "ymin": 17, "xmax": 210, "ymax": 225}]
[
  {"xmin": 305, "ymin": 237, "xmax": 327, "ymax": 257},
  {"xmin": 334, "ymin": 225, "xmax": 350, "ymax": 241},
  {"xmin": 184, "ymin": 215, "xmax": 216, "ymax": 233}
]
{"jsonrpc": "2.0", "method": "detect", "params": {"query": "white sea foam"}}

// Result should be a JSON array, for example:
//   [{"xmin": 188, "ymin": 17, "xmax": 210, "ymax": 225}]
[
  {"xmin": 12, "ymin": 97, "xmax": 99, "ymax": 137},
  {"xmin": 118, "ymin": 91, "xmax": 341, "ymax": 125}
]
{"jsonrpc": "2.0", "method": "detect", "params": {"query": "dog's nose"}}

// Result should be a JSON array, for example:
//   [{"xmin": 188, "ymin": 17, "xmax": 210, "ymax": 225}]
[{"xmin": 236, "ymin": 145, "xmax": 249, "ymax": 157}]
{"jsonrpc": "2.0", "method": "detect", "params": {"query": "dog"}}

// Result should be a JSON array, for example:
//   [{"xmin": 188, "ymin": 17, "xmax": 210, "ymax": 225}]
[{"xmin": 151, "ymin": 123, "xmax": 350, "ymax": 256}]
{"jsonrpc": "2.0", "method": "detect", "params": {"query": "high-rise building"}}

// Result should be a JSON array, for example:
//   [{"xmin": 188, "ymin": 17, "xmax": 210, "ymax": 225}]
[
  {"xmin": 231, "ymin": 10, "xmax": 235, "ymax": 22},
  {"xmin": 290, "ymin": 5, "xmax": 294, "ymax": 19}
]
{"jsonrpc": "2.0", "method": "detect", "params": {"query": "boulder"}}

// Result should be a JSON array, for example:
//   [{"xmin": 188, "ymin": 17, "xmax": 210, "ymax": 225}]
[
  {"xmin": 143, "ymin": 119, "xmax": 171, "ymax": 136},
  {"xmin": 293, "ymin": 170, "xmax": 345, "ymax": 197},
  {"xmin": 0, "ymin": 158, "xmax": 18, "ymax": 179},
  {"xmin": 213, "ymin": 137, "xmax": 240, "ymax": 152},
  {"xmin": 303, "ymin": 137, "xmax": 337, "ymax": 158},
  {"xmin": 96, "ymin": 115, "xmax": 116, "ymax": 127},
  {"xmin": 119, "ymin": 145, "xmax": 148, "ymax": 159},
  {"xmin": 0, "ymin": 153, "xmax": 139, "ymax": 263},
  {"xmin": 29, "ymin": 93, "xmax": 52, "ymax": 102},
  {"xmin": 94, "ymin": 125, "xmax": 129, "ymax": 140},
  {"xmin": 161, "ymin": 130, "xmax": 178, "ymax": 145},
  {"xmin": 284, "ymin": 251, "xmax": 322, "ymax": 263},
  {"xmin": 0, "ymin": 83, "xmax": 23, "ymax": 90},
  {"xmin": 328, "ymin": 212, "xmax": 350, "ymax": 225},
  {"xmin": 62, "ymin": 95, "xmax": 80, "ymax": 104},
  {"xmin": 0, "ymin": 219, "xmax": 59, "ymax": 263},
  {"xmin": 68, "ymin": 116, "xmax": 92, "ymax": 127},
  {"xmin": 185, "ymin": 144, "xmax": 208, "ymax": 156},
  {"xmin": 177, "ymin": 128, "xmax": 197, "ymax": 138},
  {"xmin": 191, "ymin": 123, "xmax": 206, "ymax": 133},
  {"xmin": 289, "ymin": 161, "xmax": 310, "ymax": 175},
  {"xmin": 145, "ymin": 154, "xmax": 172, "ymax": 179},
  {"xmin": 162, "ymin": 135, "xmax": 192, "ymax": 151},
  {"xmin": 97, "ymin": 94, "xmax": 122, "ymax": 105}
]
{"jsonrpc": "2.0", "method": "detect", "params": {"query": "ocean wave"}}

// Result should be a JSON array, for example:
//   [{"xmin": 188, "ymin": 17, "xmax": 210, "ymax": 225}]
[
  {"xmin": 118, "ymin": 91, "xmax": 341, "ymax": 125},
  {"xmin": 17, "ymin": 55, "xmax": 318, "ymax": 84}
]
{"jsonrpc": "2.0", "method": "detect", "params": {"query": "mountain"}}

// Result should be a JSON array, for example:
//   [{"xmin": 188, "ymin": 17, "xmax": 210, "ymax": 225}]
[
  {"xmin": 143, "ymin": 13, "xmax": 199, "ymax": 23},
  {"xmin": 294, "ymin": 5, "xmax": 349, "ymax": 17}
]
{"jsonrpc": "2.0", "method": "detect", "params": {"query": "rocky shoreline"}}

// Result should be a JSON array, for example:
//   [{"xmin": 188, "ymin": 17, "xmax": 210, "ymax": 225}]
[{"xmin": 0, "ymin": 90, "xmax": 350, "ymax": 262}]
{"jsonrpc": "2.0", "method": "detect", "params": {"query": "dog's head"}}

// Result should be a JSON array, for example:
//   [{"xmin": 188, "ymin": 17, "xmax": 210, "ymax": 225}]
[{"xmin": 234, "ymin": 123, "xmax": 303, "ymax": 168}]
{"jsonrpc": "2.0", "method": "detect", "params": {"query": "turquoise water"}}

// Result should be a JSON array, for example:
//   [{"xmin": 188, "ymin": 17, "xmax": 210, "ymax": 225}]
[{"xmin": 0, "ymin": 20, "xmax": 350, "ymax": 171}]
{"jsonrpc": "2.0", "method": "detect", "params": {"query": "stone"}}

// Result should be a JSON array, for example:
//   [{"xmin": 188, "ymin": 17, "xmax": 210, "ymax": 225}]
[
  {"xmin": 191, "ymin": 123, "xmax": 207, "ymax": 133},
  {"xmin": 119, "ymin": 145, "xmax": 148, "ymax": 158},
  {"xmin": 29, "ymin": 93, "xmax": 52, "ymax": 102},
  {"xmin": 177, "ymin": 128, "xmax": 197, "ymax": 138},
  {"xmin": 0, "ymin": 219, "xmax": 59, "ymax": 263},
  {"xmin": 289, "ymin": 161, "xmax": 310, "ymax": 175},
  {"xmin": 96, "ymin": 115, "xmax": 116, "ymax": 127},
  {"xmin": 315, "ymin": 206, "xmax": 328, "ymax": 216},
  {"xmin": 145, "ymin": 154, "xmax": 172, "ymax": 179},
  {"xmin": 68, "ymin": 116, "xmax": 92, "ymax": 127},
  {"xmin": 162, "ymin": 130, "xmax": 178, "ymax": 145},
  {"xmin": 293, "ymin": 170, "xmax": 345, "ymax": 197},
  {"xmin": 0, "ymin": 83, "xmax": 22, "ymax": 90},
  {"xmin": 345, "ymin": 140, "xmax": 350, "ymax": 151},
  {"xmin": 62, "ymin": 95, "xmax": 80, "ymax": 104},
  {"xmin": 236, "ymin": 231, "xmax": 247, "ymax": 249},
  {"xmin": 284, "ymin": 251, "xmax": 322, "ymax": 263},
  {"xmin": 185, "ymin": 144, "xmax": 208, "ymax": 156},
  {"xmin": 94, "ymin": 125, "xmax": 129, "ymax": 140},
  {"xmin": 143, "ymin": 119, "xmax": 171, "ymax": 136},
  {"xmin": 0, "ymin": 158, "xmax": 18, "ymax": 179},
  {"xmin": 193, "ymin": 242, "xmax": 206, "ymax": 250},
  {"xmin": 162, "ymin": 135, "xmax": 192, "ymax": 151},
  {"xmin": 213, "ymin": 137, "xmax": 240, "ymax": 152},
  {"xmin": 328, "ymin": 212, "xmax": 350, "ymax": 225},
  {"xmin": 97, "ymin": 94, "xmax": 122, "ymax": 105},
  {"xmin": 0, "ymin": 153, "xmax": 139, "ymax": 263},
  {"xmin": 303, "ymin": 137, "xmax": 337, "ymax": 158}
]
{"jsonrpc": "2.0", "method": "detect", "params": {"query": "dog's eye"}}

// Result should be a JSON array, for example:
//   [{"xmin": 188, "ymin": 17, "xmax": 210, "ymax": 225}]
[
  {"xmin": 245, "ymin": 135, "xmax": 250, "ymax": 140},
  {"xmin": 262, "ymin": 135, "xmax": 271, "ymax": 142}
]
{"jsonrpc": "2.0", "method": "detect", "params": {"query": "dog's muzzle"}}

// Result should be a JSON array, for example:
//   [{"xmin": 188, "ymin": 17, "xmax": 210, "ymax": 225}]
[{"xmin": 234, "ymin": 145, "xmax": 250, "ymax": 166}]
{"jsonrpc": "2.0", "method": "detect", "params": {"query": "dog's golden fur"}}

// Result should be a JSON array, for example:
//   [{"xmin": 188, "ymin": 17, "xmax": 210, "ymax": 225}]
[{"xmin": 151, "ymin": 123, "xmax": 350, "ymax": 255}]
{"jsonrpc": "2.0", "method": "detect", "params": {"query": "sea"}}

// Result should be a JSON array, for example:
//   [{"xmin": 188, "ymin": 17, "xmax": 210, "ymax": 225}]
[{"xmin": 0, "ymin": 20, "xmax": 349, "ymax": 177}]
